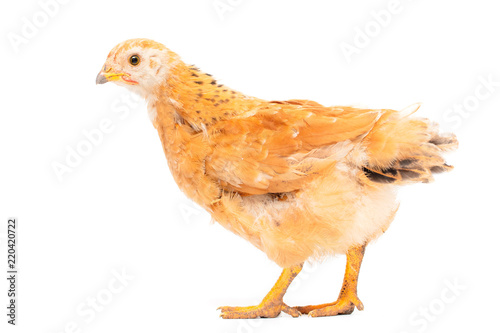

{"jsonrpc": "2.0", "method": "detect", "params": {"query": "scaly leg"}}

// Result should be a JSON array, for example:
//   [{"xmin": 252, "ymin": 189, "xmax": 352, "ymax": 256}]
[
  {"xmin": 219, "ymin": 264, "xmax": 303, "ymax": 319},
  {"xmin": 295, "ymin": 243, "xmax": 366, "ymax": 317}
]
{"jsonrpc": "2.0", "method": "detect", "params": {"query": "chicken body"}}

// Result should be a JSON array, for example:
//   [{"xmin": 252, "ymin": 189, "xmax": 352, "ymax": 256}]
[
  {"xmin": 155, "ymin": 92, "xmax": 399, "ymax": 268},
  {"xmin": 97, "ymin": 39, "xmax": 457, "ymax": 318}
]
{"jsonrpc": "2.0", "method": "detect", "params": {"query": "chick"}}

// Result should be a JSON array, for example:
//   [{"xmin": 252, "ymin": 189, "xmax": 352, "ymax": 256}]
[{"xmin": 96, "ymin": 38, "xmax": 457, "ymax": 318}]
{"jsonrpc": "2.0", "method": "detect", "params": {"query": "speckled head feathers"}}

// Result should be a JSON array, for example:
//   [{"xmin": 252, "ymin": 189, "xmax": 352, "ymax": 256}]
[{"xmin": 97, "ymin": 38, "xmax": 175, "ymax": 98}]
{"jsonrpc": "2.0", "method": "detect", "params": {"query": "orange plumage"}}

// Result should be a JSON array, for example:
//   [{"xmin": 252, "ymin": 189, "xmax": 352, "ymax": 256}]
[{"xmin": 97, "ymin": 39, "xmax": 458, "ymax": 318}]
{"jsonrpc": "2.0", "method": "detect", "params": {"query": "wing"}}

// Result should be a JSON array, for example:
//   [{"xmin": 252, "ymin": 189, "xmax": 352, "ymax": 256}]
[{"xmin": 205, "ymin": 100, "xmax": 381, "ymax": 195}]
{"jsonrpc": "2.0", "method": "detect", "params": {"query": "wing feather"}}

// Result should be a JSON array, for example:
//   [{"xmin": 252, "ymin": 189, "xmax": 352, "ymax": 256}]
[{"xmin": 205, "ymin": 100, "xmax": 381, "ymax": 195}]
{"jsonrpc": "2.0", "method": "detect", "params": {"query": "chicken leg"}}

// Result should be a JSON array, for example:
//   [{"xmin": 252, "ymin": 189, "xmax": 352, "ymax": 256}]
[
  {"xmin": 295, "ymin": 244, "xmax": 366, "ymax": 317},
  {"xmin": 219, "ymin": 264, "xmax": 303, "ymax": 319}
]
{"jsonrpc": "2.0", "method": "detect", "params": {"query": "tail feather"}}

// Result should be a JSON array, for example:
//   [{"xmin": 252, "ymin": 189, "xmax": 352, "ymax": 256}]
[{"xmin": 362, "ymin": 106, "xmax": 458, "ymax": 185}]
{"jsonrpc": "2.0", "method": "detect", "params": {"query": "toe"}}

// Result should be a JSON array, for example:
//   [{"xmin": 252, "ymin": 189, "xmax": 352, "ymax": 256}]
[
  {"xmin": 294, "ymin": 301, "xmax": 337, "ymax": 315},
  {"xmin": 308, "ymin": 302, "xmax": 355, "ymax": 317},
  {"xmin": 218, "ymin": 305, "xmax": 247, "ymax": 312},
  {"xmin": 219, "ymin": 305, "xmax": 261, "ymax": 319},
  {"xmin": 294, "ymin": 305, "xmax": 313, "ymax": 315},
  {"xmin": 220, "ymin": 309, "xmax": 260, "ymax": 319},
  {"xmin": 219, "ymin": 303, "xmax": 287, "ymax": 319},
  {"xmin": 282, "ymin": 304, "xmax": 301, "ymax": 317},
  {"xmin": 353, "ymin": 299, "xmax": 364, "ymax": 311}
]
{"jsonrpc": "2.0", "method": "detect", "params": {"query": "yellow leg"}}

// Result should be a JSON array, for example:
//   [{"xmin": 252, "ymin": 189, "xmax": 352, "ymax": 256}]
[
  {"xmin": 295, "ymin": 244, "xmax": 366, "ymax": 317},
  {"xmin": 219, "ymin": 264, "xmax": 303, "ymax": 319}
]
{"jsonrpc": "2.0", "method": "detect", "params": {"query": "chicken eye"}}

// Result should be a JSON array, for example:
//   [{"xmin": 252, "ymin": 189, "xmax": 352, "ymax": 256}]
[{"xmin": 129, "ymin": 55, "xmax": 140, "ymax": 66}]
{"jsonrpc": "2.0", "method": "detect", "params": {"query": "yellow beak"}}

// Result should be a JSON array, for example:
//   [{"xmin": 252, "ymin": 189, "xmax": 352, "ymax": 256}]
[{"xmin": 96, "ymin": 66, "xmax": 125, "ymax": 85}]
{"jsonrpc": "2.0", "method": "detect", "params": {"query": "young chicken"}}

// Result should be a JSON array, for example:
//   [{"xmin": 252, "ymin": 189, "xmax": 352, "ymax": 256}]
[{"xmin": 96, "ymin": 38, "xmax": 458, "ymax": 319}]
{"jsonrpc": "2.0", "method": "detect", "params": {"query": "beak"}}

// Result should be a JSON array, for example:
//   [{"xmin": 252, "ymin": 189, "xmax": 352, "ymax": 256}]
[
  {"xmin": 96, "ymin": 72, "xmax": 108, "ymax": 84},
  {"xmin": 95, "ymin": 66, "xmax": 126, "ymax": 85}
]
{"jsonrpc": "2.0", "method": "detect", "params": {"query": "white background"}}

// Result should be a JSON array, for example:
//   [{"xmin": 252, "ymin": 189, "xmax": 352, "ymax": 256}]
[{"xmin": 1, "ymin": 0, "xmax": 499, "ymax": 332}]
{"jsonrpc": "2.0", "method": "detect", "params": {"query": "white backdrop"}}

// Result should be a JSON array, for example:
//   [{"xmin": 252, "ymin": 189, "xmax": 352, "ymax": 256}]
[{"xmin": 1, "ymin": 0, "xmax": 499, "ymax": 332}]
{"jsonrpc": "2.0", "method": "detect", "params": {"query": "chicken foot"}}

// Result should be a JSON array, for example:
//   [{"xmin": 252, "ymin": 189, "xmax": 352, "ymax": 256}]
[
  {"xmin": 219, "ymin": 263, "xmax": 303, "ymax": 319},
  {"xmin": 295, "ymin": 244, "xmax": 366, "ymax": 317}
]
